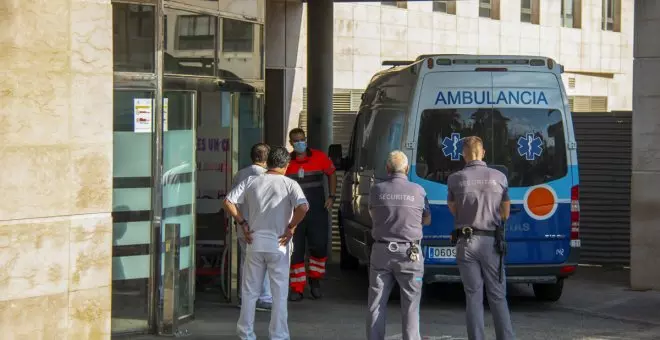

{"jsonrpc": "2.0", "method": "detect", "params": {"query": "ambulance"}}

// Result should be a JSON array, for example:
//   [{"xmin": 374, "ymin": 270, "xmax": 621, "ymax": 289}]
[{"xmin": 329, "ymin": 55, "xmax": 580, "ymax": 302}]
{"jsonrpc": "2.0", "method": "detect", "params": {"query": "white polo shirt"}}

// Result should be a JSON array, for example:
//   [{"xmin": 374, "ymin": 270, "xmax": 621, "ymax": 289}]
[
  {"xmin": 231, "ymin": 164, "xmax": 267, "ymax": 221},
  {"xmin": 227, "ymin": 173, "xmax": 308, "ymax": 253}
]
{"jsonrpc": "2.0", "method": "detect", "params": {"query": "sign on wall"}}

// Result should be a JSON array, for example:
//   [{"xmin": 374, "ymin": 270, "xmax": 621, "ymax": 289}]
[{"xmin": 133, "ymin": 98, "xmax": 169, "ymax": 133}]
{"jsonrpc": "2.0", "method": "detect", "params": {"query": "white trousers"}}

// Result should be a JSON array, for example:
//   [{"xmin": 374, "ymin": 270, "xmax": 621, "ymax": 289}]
[
  {"xmin": 239, "ymin": 239, "xmax": 272, "ymax": 303},
  {"xmin": 237, "ymin": 248, "xmax": 291, "ymax": 340}
]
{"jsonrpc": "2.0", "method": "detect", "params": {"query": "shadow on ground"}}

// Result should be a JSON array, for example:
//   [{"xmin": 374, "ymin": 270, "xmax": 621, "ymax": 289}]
[{"xmin": 119, "ymin": 264, "xmax": 660, "ymax": 340}]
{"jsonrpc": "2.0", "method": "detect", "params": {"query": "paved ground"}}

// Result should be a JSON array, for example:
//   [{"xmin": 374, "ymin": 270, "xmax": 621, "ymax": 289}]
[{"xmin": 118, "ymin": 264, "xmax": 660, "ymax": 340}]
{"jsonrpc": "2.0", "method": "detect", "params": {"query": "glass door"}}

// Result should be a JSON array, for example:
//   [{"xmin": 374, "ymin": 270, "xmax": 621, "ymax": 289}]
[
  {"xmin": 111, "ymin": 90, "xmax": 155, "ymax": 334},
  {"xmin": 231, "ymin": 91, "xmax": 264, "ymax": 300},
  {"xmin": 236, "ymin": 92, "xmax": 265, "ymax": 169},
  {"xmin": 195, "ymin": 90, "xmax": 233, "ymax": 302},
  {"xmin": 161, "ymin": 90, "xmax": 197, "ymax": 332}
]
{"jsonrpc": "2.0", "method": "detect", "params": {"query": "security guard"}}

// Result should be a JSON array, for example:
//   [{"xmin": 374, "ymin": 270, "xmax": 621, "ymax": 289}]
[
  {"xmin": 367, "ymin": 150, "xmax": 431, "ymax": 340},
  {"xmin": 285, "ymin": 128, "xmax": 337, "ymax": 301},
  {"xmin": 447, "ymin": 136, "xmax": 515, "ymax": 340}
]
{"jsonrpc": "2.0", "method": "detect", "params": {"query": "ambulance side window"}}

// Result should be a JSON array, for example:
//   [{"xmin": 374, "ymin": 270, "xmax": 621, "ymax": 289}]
[
  {"xmin": 358, "ymin": 110, "xmax": 373, "ymax": 173},
  {"xmin": 347, "ymin": 112, "xmax": 365, "ymax": 170},
  {"xmin": 364, "ymin": 109, "xmax": 405, "ymax": 179}
]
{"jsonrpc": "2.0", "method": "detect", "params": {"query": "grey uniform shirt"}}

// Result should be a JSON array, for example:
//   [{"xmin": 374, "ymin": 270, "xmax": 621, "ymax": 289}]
[
  {"xmin": 447, "ymin": 160, "xmax": 510, "ymax": 231},
  {"xmin": 369, "ymin": 173, "xmax": 431, "ymax": 242}
]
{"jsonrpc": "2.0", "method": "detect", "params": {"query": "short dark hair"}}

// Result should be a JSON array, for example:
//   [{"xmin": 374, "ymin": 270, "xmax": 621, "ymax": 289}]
[
  {"xmin": 250, "ymin": 143, "xmax": 270, "ymax": 163},
  {"xmin": 267, "ymin": 146, "xmax": 291, "ymax": 169},
  {"xmin": 289, "ymin": 128, "xmax": 306, "ymax": 140}
]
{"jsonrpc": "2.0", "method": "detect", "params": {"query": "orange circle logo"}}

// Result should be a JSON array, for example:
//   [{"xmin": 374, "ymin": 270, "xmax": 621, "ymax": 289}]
[{"xmin": 523, "ymin": 185, "xmax": 557, "ymax": 220}]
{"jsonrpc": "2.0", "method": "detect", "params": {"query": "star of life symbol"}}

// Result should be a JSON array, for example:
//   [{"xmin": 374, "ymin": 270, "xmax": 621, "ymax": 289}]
[
  {"xmin": 441, "ymin": 133, "xmax": 463, "ymax": 161},
  {"xmin": 517, "ymin": 133, "xmax": 543, "ymax": 161}
]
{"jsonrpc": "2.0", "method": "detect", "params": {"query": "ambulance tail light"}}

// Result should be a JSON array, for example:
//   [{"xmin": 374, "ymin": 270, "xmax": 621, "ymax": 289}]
[
  {"xmin": 560, "ymin": 265, "xmax": 576, "ymax": 275},
  {"xmin": 570, "ymin": 185, "xmax": 580, "ymax": 247},
  {"xmin": 427, "ymin": 58, "xmax": 434, "ymax": 69}
]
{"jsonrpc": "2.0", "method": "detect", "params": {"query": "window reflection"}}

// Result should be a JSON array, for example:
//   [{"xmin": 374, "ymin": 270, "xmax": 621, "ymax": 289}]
[
  {"xmin": 218, "ymin": 18, "xmax": 263, "ymax": 80},
  {"xmin": 222, "ymin": 19, "xmax": 253, "ymax": 53},
  {"xmin": 113, "ymin": 4, "xmax": 155, "ymax": 73},
  {"xmin": 178, "ymin": 15, "xmax": 215, "ymax": 50},
  {"xmin": 414, "ymin": 108, "xmax": 567, "ymax": 188},
  {"xmin": 166, "ymin": 0, "xmax": 219, "ymax": 11},
  {"xmin": 164, "ymin": 8, "xmax": 216, "ymax": 76},
  {"xmin": 218, "ymin": 0, "xmax": 264, "ymax": 22}
]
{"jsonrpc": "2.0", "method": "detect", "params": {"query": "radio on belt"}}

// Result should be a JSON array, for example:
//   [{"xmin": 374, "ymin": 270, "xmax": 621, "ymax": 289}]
[
  {"xmin": 297, "ymin": 167, "xmax": 304, "ymax": 179},
  {"xmin": 407, "ymin": 244, "xmax": 420, "ymax": 262}
]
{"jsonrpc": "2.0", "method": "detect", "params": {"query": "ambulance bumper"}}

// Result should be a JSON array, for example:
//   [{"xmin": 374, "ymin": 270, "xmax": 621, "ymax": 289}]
[{"xmin": 423, "ymin": 263, "xmax": 579, "ymax": 284}]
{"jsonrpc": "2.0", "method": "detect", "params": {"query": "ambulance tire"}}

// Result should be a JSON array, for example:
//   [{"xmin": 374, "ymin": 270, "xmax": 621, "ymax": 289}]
[
  {"xmin": 338, "ymin": 217, "xmax": 359, "ymax": 271},
  {"xmin": 533, "ymin": 279, "xmax": 564, "ymax": 302}
]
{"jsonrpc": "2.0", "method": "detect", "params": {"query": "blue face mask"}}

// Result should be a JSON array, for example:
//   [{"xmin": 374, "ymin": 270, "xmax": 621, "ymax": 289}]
[{"xmin": 293, "ymin": 141, "xmax": 307, "ymax": 153}]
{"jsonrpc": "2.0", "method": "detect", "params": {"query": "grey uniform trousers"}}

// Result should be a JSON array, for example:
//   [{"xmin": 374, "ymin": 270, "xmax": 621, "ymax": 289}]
[
  {"xmin": 456, "ymin": 235, "xmax": 515, "ymax": 340},
  {"xmin": 367, "ymin": 242, "xmax": 424, "ymax": 340}
]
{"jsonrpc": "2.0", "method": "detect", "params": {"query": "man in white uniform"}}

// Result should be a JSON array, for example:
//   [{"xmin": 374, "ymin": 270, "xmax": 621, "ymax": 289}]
[
  {"xmin": 224, "ymin": 146, "xmax": 309, "ymax": 340},
  {"xmin": 233, "ymin": 143, "xmax": 272, "ymax": 311}
]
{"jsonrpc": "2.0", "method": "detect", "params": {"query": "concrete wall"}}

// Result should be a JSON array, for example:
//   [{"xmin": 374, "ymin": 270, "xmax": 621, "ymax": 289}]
[
  {"xmin": 0, "ymin": 0, "xmax": 114, "ymax": 338},
  {"xmin": 631, "ymin": 0, "xmax": 660, "ymax": 291},
  {"xmin": 280, "ymin": 0, "xmax": 635, "ymax": 131}
]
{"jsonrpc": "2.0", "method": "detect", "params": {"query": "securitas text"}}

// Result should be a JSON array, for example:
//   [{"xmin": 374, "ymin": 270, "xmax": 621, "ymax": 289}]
[
  {"xmin": 379, "ymin": 193, "xmax": 416, "ymax": 202},
  {"xmin": 435, "ymin": 90, "xmax": 548, "ymax": 106}
]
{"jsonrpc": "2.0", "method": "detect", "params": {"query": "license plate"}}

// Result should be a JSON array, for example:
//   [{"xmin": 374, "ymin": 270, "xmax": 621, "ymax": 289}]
[{"xmin": 428, "ymin": 246, "xmax": 457, "ymax": 259}]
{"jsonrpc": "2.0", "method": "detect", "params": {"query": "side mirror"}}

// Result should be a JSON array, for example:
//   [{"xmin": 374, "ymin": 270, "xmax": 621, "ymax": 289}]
[{"xmin": 328, "ymin": 144, "xmax": 343, "ymax": 170}]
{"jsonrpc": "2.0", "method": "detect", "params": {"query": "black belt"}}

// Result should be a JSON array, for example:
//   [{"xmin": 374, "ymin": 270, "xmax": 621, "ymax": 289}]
[
  {"xmin": 376, "ymin": 240, "xmax": 420, "ymax": 245},
  {"xmin": 376, "ymin": 240, "xmax": 420, "ymax": 252},
  {"xmin": 456, "ymin": 227, "xmax": 496, "ymax": 238}
]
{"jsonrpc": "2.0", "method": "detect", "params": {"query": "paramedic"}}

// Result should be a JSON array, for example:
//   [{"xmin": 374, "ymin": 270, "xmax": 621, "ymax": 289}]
[{"xmin": 285, "ymin": 128, "xmax": 337, "ymax": 301}]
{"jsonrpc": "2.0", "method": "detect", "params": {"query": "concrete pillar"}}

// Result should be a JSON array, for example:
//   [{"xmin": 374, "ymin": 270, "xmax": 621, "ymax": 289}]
[
  {"xmin": 265, "ymin": 0, "xmax": 304, "ymax": 146},
  {"xmin": 306, "ymin": 0, "xmax": 334, "ymax": 151},
  {"xmin": 631, "ymin": 0, "xmax": 660, "ymax": 291}
]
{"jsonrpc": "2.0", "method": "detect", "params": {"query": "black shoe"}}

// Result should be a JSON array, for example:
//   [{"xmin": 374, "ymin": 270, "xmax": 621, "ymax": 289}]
[
  {"xmin": 288, "ymin": 291, "xmax": 304, "ymax": 302},
  {"xmin": 309, "ymin": 279, "xmax": 323, "ymax": 299}
]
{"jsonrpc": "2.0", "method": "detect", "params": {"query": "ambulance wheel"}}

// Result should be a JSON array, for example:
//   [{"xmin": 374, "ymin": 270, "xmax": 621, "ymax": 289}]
[
  {"xmin": 533, "ymin": 279, "xmax": 564, "ymax": 302},
  {"xmin": 339, "ymin": 224, "xmax": 359, "ymax": 270}
]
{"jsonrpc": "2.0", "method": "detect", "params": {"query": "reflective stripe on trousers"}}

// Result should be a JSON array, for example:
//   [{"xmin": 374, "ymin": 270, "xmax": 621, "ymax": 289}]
[
  {"xmin": 289, "ymin": 185, "xmax": 329, "ymax": 291},
  {"xmin": 308, "ymin": 256, "xmax": 327, "ymax": 279},
  {"xmin": 289, "ymin": 262, "xmax": 306, "ymax": 293}
]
